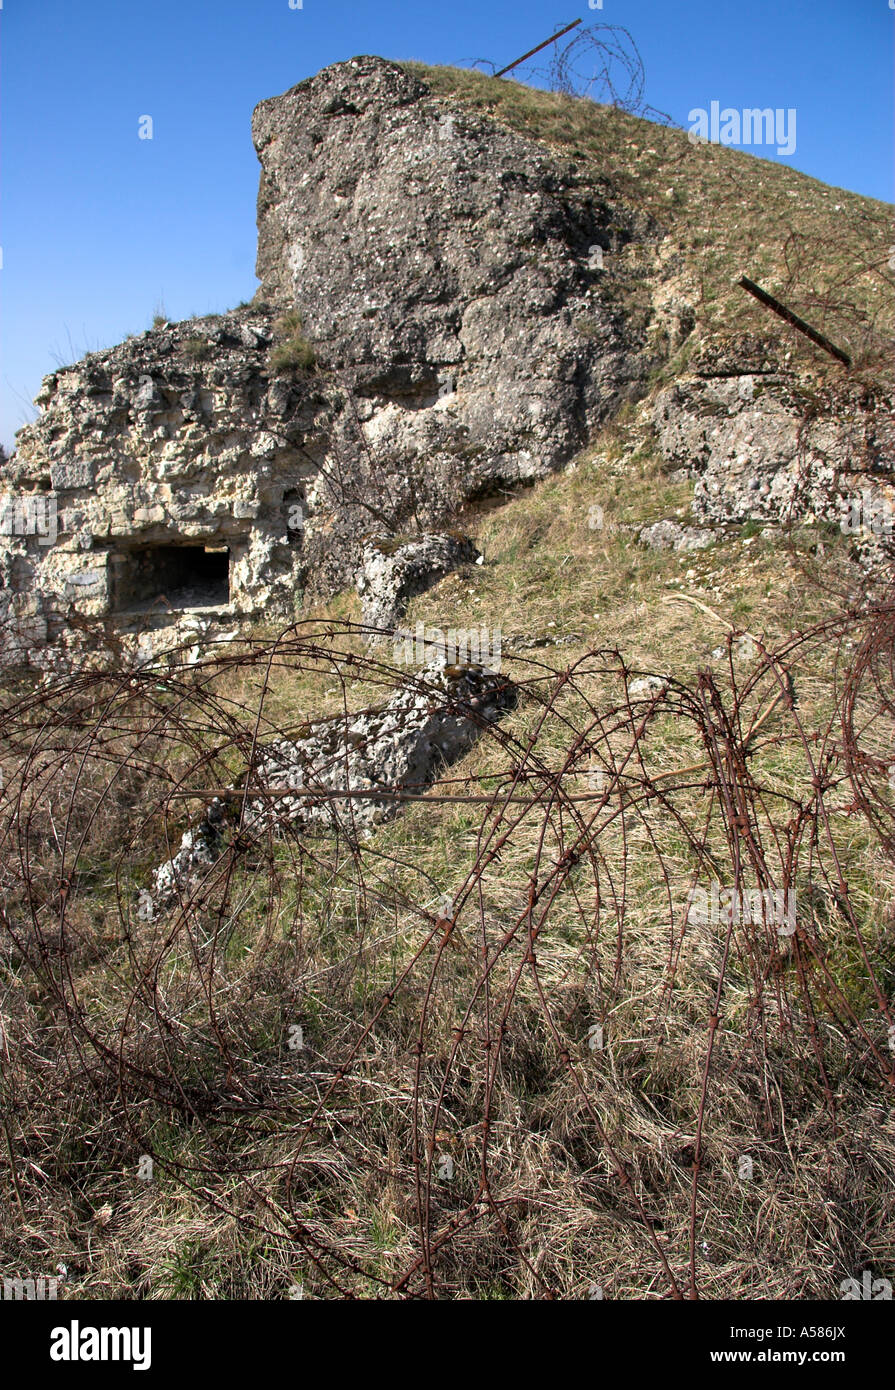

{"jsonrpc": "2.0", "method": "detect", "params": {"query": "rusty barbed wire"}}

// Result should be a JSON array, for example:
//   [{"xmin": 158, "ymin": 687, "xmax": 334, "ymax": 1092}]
[{"xmin": 0, "ymin": 580, "xmax": 893, "ymax": 1298}]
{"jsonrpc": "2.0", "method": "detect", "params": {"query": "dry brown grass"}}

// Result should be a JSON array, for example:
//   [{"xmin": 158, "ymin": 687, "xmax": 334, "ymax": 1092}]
[
  {"xmin": 1, "ymin": 433, "xmax": 893, "ymax": 1298},
  {"xmin": 404, "ymin": 62, "xmax": 894, "ymax": 376},
  {"xmin": 0, "ymin": 62, "xmax": 892, "ymax": 1300}
]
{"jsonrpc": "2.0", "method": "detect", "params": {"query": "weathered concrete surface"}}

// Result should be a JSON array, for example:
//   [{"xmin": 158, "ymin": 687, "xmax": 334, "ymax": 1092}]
[
  {"xmin": 0, "ymin": 305, "xmax": 327, "ymax": 665},
  {"xmin": 1, "ymin": 56, "xmax": 657, "ymax": 665},
  {"xmin": 651, "ymin": 336, "xmax": 895, "ymax": 529},
  {"xmin": 151, "ymin": 659, "xmax": 516, "ymax": 909},
  {"xmin": 355, "ymin": 531, "xmax": 481, "ymax": 633}
]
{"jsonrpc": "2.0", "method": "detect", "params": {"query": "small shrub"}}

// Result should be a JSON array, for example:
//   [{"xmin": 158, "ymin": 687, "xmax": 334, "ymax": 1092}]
[
  {"xmin": 182, "ymin": 337, "xmax": 210, "ymax": 361},
  {"xmin": 270, "ymin": 339, "xmax": 316, "ymax": 373},
  {"xmin": 274, "ymin": 310, "xmax": 303, "ymax": 338},
  {"xmin": 270, "ymin": 310, "xmax": 316, "ymax": 373}
]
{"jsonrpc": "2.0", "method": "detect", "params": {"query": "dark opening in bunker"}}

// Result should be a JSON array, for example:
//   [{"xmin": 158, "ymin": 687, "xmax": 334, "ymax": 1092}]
[{"xmin": 111, "ymin": 545, "xmax": 230, "ymax": 612}]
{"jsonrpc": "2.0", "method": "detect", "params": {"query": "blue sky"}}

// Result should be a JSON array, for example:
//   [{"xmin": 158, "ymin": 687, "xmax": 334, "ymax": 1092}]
[{"xmin": 1, "ymin": 0, "xmax": 892, "ymax": 452}]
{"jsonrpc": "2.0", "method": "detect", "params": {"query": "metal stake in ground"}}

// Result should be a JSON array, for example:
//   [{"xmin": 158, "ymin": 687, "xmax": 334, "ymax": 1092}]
[
  {"xmin": 495, "ymin": 18, "xmax": 582, "ymax": 79},
  {"xmin": 735, "ymin": 274, "xmax": 852, "ymax": 368}
]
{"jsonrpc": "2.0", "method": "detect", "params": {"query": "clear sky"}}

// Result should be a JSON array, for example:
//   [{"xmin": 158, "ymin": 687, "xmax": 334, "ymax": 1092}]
[{"xmin": 1, "ymin": 0, "xmax": 892, "ymax": 452}]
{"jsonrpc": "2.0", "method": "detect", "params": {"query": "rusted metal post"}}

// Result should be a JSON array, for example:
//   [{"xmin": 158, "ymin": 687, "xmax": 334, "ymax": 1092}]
[
  {"xmin": 735, "ymin": 274, "xmax": 852, "ymax": 367},
  {"xmin": 495, "ymin": 18, "xmax": 582, "ymax": 79}
]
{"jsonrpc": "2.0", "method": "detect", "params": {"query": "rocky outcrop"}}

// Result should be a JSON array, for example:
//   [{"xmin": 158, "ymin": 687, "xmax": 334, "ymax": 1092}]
[
  {"xmin": 638, "ymin": 518, "xmax": 715, "ymax": 551},
  {"xmin": 257, "ymin": 57, "xmax": 657, "ymax": 596},
  {"xmin": 1, "ymin": 55, "xmax": 657, "ymax": 664},
  {"xmin": 151, "ymin": 658, "xmax": 516, "ymax": 909},
  {"xmin": 355, "ymin": 531, "xmax": 480, "ymax": 633},
  {"xmin": 5, "ymin": 57, "xmax": 890, "ymax": 673},
  {"xmin": 249, "ymin": 658, "xmax": 515, "ymax": 832},
  {"xmin": 651, "ymin": 336, "xmax": 895, "ymax": 530},
  {"xmin": 1, "ymin": 306, "xmax": 324, "ymax": 631},
  {"xmin": 253, "ymin": 55, "xmax": 647, "ymax": 464}
]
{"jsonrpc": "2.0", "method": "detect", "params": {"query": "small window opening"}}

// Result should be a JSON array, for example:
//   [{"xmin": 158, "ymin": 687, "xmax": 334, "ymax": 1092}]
[{"xmin": 111, "ymin": 545, "xmax": 230, "ymax": 612}]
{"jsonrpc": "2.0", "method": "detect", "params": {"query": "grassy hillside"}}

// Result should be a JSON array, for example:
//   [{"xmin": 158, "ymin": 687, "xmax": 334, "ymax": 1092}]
[
  {"xmin": 0, "ymin": 66, "xmax": 893, "ymax": 1302},
  {"xmin": 405, "ymin": 63, "xmax": 894, "ymax": 377},
  {"xmin": 2, "ymin": 404, "xmax": 893, "ymax": 1299}
]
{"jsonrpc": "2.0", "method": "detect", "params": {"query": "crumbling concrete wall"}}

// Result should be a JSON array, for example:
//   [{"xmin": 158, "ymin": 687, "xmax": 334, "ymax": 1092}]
[
  {"xmin": 651, "ymin": 336, "xmax": 895, "ymax": 530},
  {"xmin": 0, "ymin": 56, "xmax": 657, "ymax": 663}
]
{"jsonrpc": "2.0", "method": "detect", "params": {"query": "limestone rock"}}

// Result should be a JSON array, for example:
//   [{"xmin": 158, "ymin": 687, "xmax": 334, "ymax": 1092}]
[
  {"xmin": 638, "ymin": 519, "xmax": 716, "ymax": 551},
  {"xmin": 252, "ymin": 55, "xmax": 653, "ymax": 592},
  {"xmin": 151, "ymin": 798, "xmax": 229, "ymax": 912},
  {"xmin": 249, "ymin": 658, "xmax": 516, "ymax": 833},
  {"xmin": 150, "ymin": 659, "xmax": 517, "ymax": 908},
  {"xmin": 651, "ymin": 354, "xmax": 894, "ymax": 530},
  {"xmin": 0, "ymin": 303, "xmax": 326, "ymax": 660},
  {"xmin": 628, "ymin": 675, "xmax": 669, "ymax": 698},
  {"xmin": 355, "ymin": 531, "xmax": 480, "ymax": 633},
  {"xmin": 1, "ymin": 56, "xmax": 658, "ymax": 662}
]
